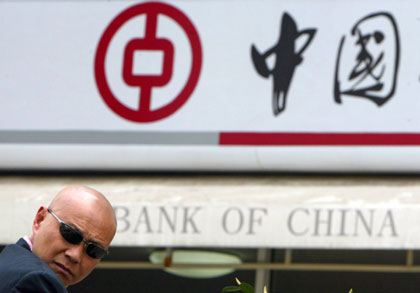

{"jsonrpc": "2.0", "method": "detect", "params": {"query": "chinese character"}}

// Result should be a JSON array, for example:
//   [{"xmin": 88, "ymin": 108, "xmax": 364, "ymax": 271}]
[
  {"xmin": 251, "ymin": 12, "xmax": 316, "ymax": 115},
  {"xmin": 334, "ymin": 12, "xmax": 400, "ymax": 106}
]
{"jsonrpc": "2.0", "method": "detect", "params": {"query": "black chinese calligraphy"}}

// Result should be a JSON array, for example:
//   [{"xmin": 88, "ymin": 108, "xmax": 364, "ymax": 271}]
[
  {"xmin": 251, "ymin": 12, "xmax": 316, "ymax": 116},
  {"xmin": 334, "ymin": 12, "xmax": 400, "ymax": 106}
]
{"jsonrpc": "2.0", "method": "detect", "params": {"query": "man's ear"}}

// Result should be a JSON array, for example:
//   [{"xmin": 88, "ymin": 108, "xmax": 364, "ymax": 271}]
[{"xmin": 32, "ymin": 206, "xmax": 47, "ymax": 234}]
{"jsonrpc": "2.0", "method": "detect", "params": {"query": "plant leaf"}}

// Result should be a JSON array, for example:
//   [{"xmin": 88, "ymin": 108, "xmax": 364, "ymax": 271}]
[
  {"xmin": 222, "ymin": 286, "xmax": 242, "ymax": 292},
  {"xmin": 239, "ymin": 283, "xmax": 254, "ymax": 293},
  {"xmin": 348, "ymin": 290, "xmax": 353, "ymax": 293}
]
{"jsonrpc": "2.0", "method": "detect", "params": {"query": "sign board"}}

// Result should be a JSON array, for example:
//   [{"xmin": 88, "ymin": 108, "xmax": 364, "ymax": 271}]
[
  {"xmin": 1, "ymin": 177, "xmax": 420, "ymax": 249},
  {"xmin": 1, "ymin": 0, "xmax": 420, "ymax": 171}
]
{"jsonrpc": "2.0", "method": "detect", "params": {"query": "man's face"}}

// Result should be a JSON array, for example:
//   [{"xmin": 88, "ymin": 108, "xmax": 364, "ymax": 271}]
[{"xmin": 31, "ymin": 204, "xmax": 114, "ymax": 287}]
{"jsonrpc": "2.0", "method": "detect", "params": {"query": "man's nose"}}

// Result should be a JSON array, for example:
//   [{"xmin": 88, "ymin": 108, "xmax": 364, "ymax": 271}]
[{"xmin": 65, "ymin": 243, "xmax": 84, "ymax": 263}]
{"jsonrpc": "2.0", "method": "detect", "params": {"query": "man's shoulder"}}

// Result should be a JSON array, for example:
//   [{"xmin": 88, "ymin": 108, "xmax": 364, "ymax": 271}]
[
  {"xmin": 0, "ymin": 239, "xmax": 43, "ymax": 271},
  {"xmin": 14, "ymin": 269, "xmax": 67, "ymax": 293},
  {"xmin": 0, "ymin": 239, "xmax": 67, "ymax": 292}
]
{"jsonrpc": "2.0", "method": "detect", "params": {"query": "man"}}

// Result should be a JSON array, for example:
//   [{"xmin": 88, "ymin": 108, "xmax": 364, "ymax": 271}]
[{"xmin": 0, "ymin": 186, "xmax": 117, "ymax": 292}]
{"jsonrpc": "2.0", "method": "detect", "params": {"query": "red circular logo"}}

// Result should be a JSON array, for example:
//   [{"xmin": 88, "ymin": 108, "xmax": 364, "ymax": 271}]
[{"xmin": 95, "ymin": 2, "xmax": 202, "ymax": 123}]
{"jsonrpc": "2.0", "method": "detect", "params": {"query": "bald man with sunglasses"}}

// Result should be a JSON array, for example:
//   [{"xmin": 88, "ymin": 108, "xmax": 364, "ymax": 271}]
[{"xmin": 0, "ymin": 186, "xmax": 117, "ymax": 292}]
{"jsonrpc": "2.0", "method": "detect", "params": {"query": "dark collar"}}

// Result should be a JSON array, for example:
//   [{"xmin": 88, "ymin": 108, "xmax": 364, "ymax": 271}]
[{"xmin": 16, "ymin": 237, "xmax": 31, "ymax": 251}]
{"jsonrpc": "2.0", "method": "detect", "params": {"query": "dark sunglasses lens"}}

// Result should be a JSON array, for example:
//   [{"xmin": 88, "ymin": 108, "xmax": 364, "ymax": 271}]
[
  {"xmin": 60, "ymin": 223, "xmax": 83, "ymax": 245},
  {"xmin": 86, "ymin": 243, "xmax": 107, "ymax": 259}
]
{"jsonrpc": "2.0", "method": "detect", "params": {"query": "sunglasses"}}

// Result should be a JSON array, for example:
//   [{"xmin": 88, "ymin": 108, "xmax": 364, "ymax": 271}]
[{"xmin": 47, "ymin": 208, "xmax": 109, "ymax": 259}]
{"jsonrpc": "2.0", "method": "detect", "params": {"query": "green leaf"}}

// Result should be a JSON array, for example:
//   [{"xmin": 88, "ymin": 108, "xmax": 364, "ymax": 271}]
[
  {"xmin": 222, "ymin": 286, "xmax": 242, "ymax": 292},
  {"xmin": 348, "ymin": 290, "xmax": 353, "ymax": 293},
  {"xmin": 239, "ymin": 283, "xmax": 254, "ymax": 293}
]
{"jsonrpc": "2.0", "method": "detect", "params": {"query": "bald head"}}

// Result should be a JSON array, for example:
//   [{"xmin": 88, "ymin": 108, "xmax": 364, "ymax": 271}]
[
  {"xmin": 50, "ymin": 186, "xmax": 116, "ymax": 226},
  {"xmin": 50, "ymin": 186, "xmax": 117, "ymax": 241},
  {"xmin": 30, "ymin": 185, "xmax": 117, "ymax": 287}
]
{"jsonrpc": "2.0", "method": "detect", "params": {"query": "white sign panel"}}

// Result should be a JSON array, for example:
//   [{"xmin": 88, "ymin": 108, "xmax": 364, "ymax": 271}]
[
  {"xmin": 1, "ymin": 177, "xmax": 420, "ymax": 249},
  {"xmin": 1, "ymin": 0, "xmax": 420, "ymax": 171},
  {"xmin": 113, "ymin": 204, "xmax": 406, "ymax": 248}
]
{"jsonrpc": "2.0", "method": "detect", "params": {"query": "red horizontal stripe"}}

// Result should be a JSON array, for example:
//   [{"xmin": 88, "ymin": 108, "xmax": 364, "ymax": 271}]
[{"xmin": 219, "ymin": 132, "xmax": 420, "ymax": 146}]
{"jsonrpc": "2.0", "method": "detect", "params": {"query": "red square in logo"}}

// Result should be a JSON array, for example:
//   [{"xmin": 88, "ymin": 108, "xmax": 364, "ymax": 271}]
[{"xmin": 123, "ymin": 38, "xmax": 174, "ymax": 87}]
